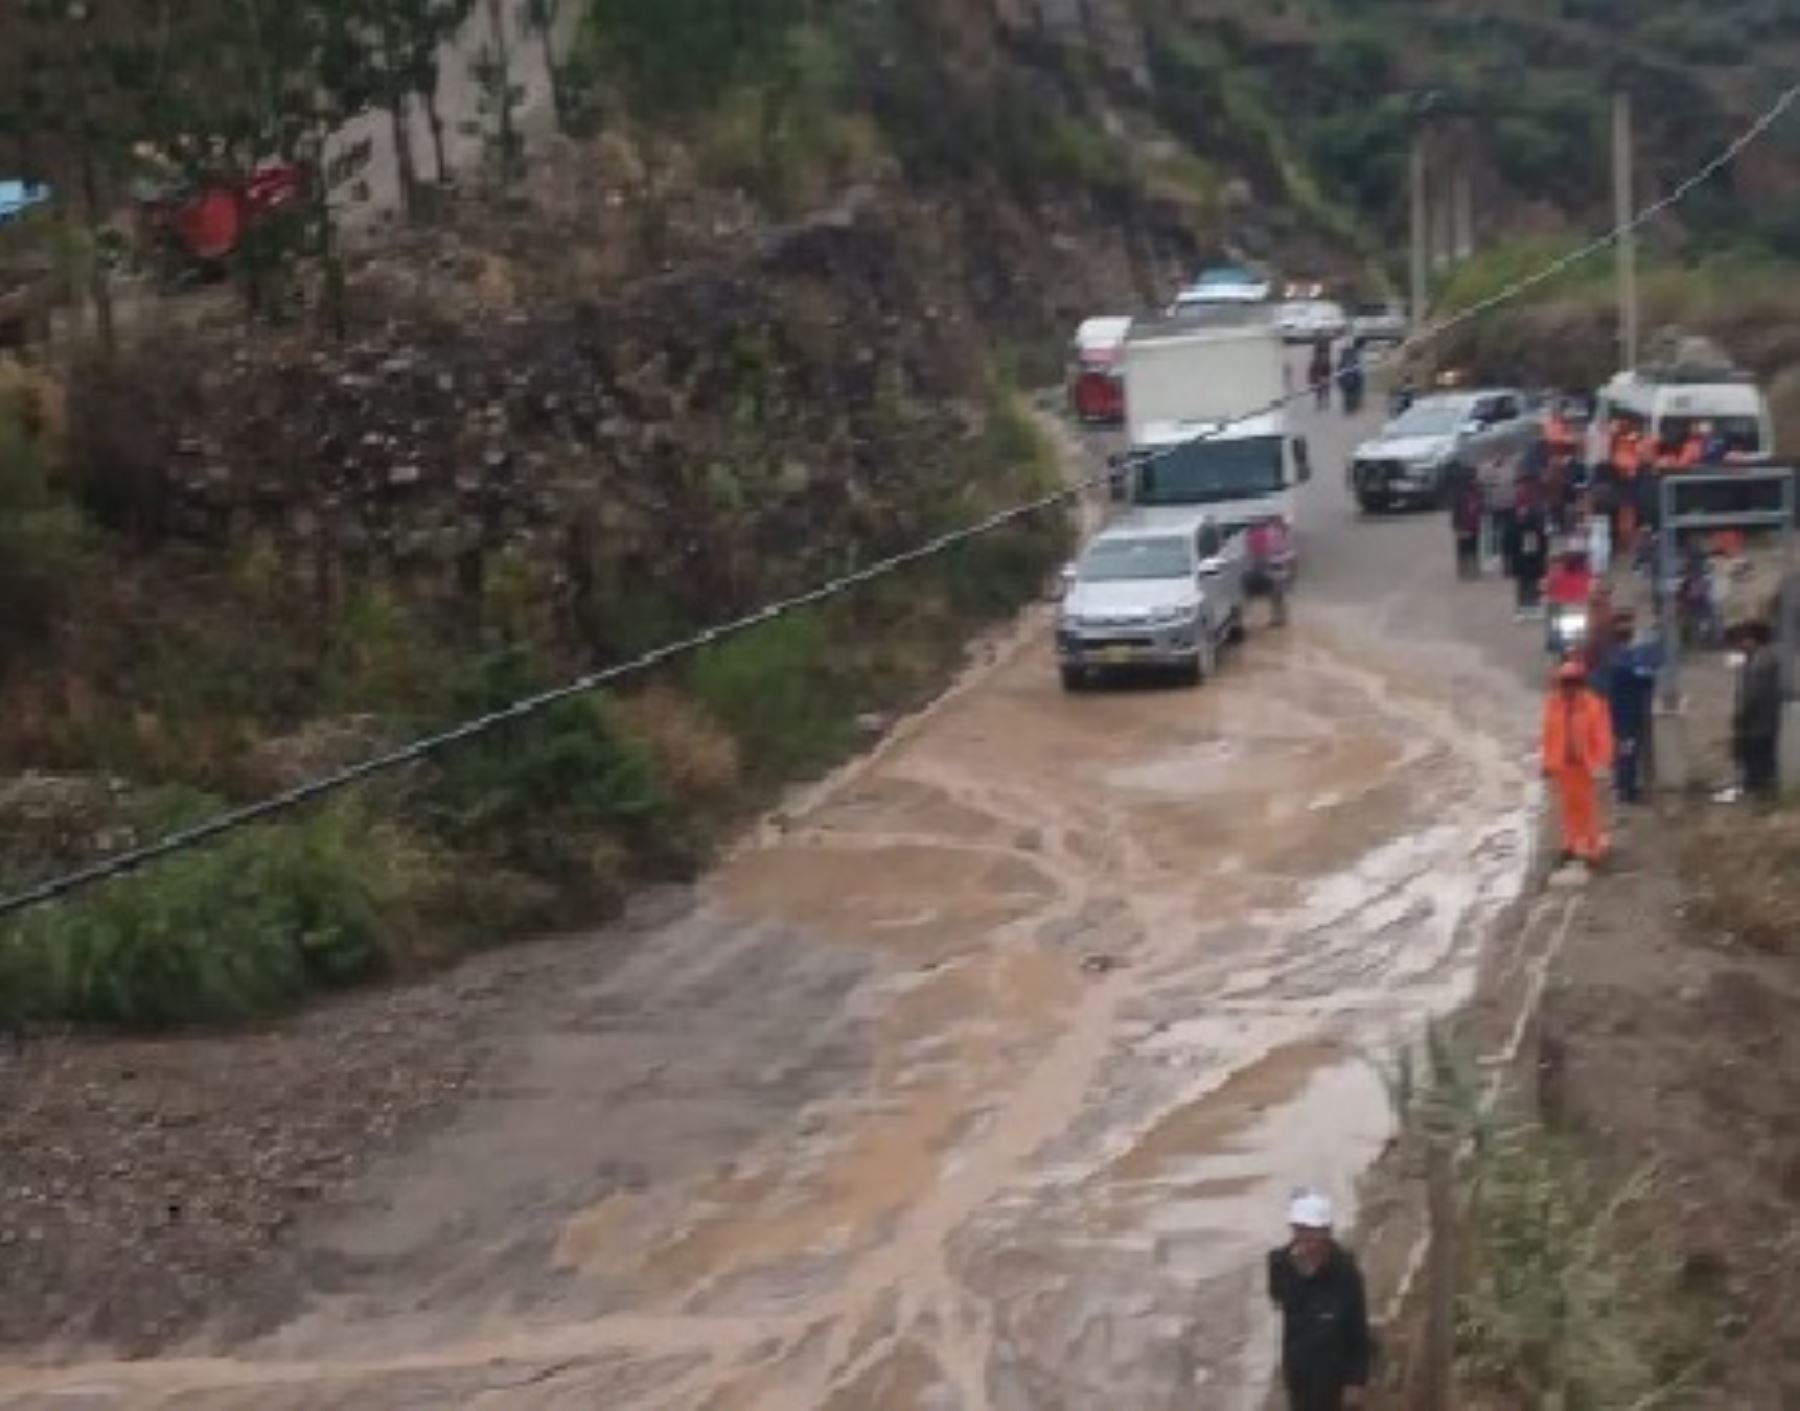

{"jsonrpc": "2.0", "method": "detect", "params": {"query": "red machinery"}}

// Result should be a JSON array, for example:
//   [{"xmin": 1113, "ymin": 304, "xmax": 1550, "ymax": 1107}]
[{"xmin": 134, "ymin": 161, "xmax": 306, "ymax": 277}]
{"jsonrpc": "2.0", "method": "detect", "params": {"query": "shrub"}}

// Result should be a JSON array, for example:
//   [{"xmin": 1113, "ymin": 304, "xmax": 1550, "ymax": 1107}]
[
  {"xmin": 0, "ymin": 806, "xmax": 389, "ymax": 1028},
  {"xmin": 0, "ymin": 409, "xmax": 86, "ymax": 665},
  {"xmin": 423, "ymin": 646, "xmax": 665, "ymax": 885},
  {"xmin": 689, "ymin": 610, "xmax": 852, "ymax": 780}
]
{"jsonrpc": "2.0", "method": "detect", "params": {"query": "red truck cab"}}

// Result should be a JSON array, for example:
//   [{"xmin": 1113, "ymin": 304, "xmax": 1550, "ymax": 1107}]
[{"xmin": 1069, "ymin": 316, "xmax": 1131, "ymax": 426}]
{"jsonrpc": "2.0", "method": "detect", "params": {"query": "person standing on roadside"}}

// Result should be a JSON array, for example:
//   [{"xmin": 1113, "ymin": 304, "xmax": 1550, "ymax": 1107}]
[
  {"xmin": 1542, "ymin": 659, "xmax": 1615, "ymax": 866},
  {"xmin": 1309, "ymin": 337, "xmax": 1333, "ymax": 411},
  {"xmin": 1268, "ymin": 1192, "xmax": 1372, "ymax": 1411},
  {"xmin": 1452, "ymin": 475, "xmax": 1483, "ymax": 580},
  {"xmin": 1608, "ymin": 609, "xmax": 1661, "ymax": 805},
  {"xmin": 1247, "ymin": 515, "xmax": 1293, "ymax": 627},
  {"xmin": 1508, "ymin": 479, "xmax": 1549, "ymax": 619},
  {"xmin": 1731, "ymin": 619, "xmax": 1783, "ymax": 801},
  {"xmin": 1337, "ymin": 341, "xmax": 1365, "ymax": 416},
  {"xmin": 1609, "ymin": 419, "xmax": 1641, "ymax": 551}
]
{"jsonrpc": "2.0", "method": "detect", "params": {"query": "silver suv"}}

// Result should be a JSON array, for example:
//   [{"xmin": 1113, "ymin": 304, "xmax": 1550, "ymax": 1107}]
[
  {"xmin": 1349, "ymin": 389, "xmax": 1533, "ymax": 512},
  {"xmin": 1055, "ymin": 515, "xmax": 1247, "ymax": 691}
]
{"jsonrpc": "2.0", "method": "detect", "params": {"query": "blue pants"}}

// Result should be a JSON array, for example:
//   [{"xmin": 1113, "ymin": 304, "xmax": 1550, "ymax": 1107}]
[{"xmin": 1615, "ymin": 733, "xmax": 1643, "ymax": 803}]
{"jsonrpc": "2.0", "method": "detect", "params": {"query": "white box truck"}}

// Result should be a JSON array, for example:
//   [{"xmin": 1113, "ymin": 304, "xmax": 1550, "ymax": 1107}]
[{"xmin": 1116, "ymin": 318, "xmax": 1310, "ymax": 553}]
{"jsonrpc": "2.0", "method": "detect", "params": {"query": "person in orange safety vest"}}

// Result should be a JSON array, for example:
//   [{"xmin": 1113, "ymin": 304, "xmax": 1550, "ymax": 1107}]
[
  {"xmin": 1609, "ymin": 422, "xmax": 1640, "ymax": 552},
  {"xmin": 1541, "ymin": 659, "xmax": 1615, "ymax": 866}
]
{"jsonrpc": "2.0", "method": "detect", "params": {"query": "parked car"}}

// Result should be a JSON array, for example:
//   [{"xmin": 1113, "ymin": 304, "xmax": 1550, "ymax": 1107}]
[
  {"xmin": 1350, "ymin": 301, "xmax": 1409, "ymax": 348},
  {"xmin": 1348, "ymin": 389, "xmax": 1533, "ymax": 513},
  {"xmin": 1173, "ymin": 264, "xmax": 1272, "ymax": 309},
  {"xmin": 1055, "ymin": 513, "xmax": 1247, "ymax": 690},
  {"xmin": 1277, "ymin": 299, "xmax": 1349, "ymax": 345}
]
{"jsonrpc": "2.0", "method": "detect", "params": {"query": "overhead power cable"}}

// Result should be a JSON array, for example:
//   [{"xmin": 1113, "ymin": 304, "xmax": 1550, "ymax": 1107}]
[{"xmin": 2, "ymin": 79, "xmax": 1797, "ymax": 922}]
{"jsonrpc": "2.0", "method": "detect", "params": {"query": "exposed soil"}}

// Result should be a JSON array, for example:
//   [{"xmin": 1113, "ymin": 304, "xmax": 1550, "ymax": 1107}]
[
  {"xmin": 0, "ymin": 893, "xmax": 690, "ymax": 1356},
  {"xmin": 1537, "ymin": 802, "xmax": 1800, "ymax": 1410}
]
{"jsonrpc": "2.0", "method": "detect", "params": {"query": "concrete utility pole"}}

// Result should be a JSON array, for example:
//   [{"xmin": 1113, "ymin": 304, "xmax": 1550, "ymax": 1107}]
[
  {"xmin": 1433, "ymin": 147, "xmax": 1456, "ymax": 272},
  {"xmin": 1612, "ymin": 89, "xmax": 1640, "ymax": 371},
  {"xmin": 1451, "ymin": 125, "xmax": 1475, "ymax": 262},
  {"xmin": 1410, "ymin": 125, "xmax": 1430, "ymax": 330}
]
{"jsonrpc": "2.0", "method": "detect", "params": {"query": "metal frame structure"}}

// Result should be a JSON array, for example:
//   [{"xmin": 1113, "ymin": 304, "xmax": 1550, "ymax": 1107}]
[{"xmin": 1657, "ymin": 468, "xmax": 1798, "ymax": 711}]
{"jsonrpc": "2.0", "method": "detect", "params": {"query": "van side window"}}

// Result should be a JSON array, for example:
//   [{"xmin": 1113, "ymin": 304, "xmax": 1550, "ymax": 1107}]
[
  {"xmin": 1196, "ymin": 524, "xmax": 1222, "ymax": 560},
  {"xmin": 1494, "ymin": 395, "xmax": 1521, "ymax": 421}
]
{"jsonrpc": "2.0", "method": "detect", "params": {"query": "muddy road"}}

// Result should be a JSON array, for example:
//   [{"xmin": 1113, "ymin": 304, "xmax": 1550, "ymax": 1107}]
[{"xmin": 0, "ymin": 374, "xmax": 1551, "ymax": 1409}]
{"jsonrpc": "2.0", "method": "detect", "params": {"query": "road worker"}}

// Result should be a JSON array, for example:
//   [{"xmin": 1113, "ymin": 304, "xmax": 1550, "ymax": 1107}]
[
  {"xmin": 1609, "ymin": 419, "xmax": 1641, "ymax": 550},
  {"xmin": 1541, "ymin": 658, "xmax": 1615, "ymax": 867},
  {"xmin": 1677, "ymin": 420, "xmax": 1710, "ymax": 469}
]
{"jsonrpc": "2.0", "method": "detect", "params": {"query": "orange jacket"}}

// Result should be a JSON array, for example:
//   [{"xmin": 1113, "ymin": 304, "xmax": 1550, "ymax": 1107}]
[
  {"xmin": 1677, "ymin": 437, "xmax": 1705, "ymax": 468},
  {"xmin": 1541, "ymin": 686, "xmax": 1614, "ymax": 777}
]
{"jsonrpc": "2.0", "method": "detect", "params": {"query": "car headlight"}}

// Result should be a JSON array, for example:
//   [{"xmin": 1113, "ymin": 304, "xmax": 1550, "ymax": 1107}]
[{"xmin": 1147, "ymin": 605, "xmax": 1200, "ymax": 628}]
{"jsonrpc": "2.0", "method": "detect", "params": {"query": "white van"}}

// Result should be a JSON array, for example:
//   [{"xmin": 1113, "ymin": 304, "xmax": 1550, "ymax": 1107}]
[{"xmin": 1586, "ymin": 365, "xmax": 1774, "ymax": 467}]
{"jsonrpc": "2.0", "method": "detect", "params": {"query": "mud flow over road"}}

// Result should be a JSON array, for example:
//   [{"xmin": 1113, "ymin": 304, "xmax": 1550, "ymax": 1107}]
[{"xmin": 0, "ymin": 393, "xmax": 1542, "ymax": 1409}]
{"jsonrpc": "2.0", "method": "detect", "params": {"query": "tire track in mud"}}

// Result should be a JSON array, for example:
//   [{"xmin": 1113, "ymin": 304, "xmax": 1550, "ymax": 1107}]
[{"xmin": 0, "ymin": 616, "xmax": 1535, "ymax": 1411}]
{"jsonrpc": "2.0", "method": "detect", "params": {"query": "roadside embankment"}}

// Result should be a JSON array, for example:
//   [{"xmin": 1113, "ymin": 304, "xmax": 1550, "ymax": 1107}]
[{"xmin": 1368, "ymin": 596, "xmax": 1800, "ymax": 1408}]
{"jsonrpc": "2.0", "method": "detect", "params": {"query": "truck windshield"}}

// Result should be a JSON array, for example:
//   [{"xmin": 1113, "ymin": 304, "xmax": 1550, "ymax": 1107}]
[
  {"xmin": 1080, "ymin": 537, "xmax": 1193, "ymax": 582},
  {"xmin": 1134, "ymin": 436, "xmax": 1284, "ymax": 504}
]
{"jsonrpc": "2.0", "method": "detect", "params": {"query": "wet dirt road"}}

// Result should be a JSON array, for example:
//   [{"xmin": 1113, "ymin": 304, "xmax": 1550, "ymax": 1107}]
[{"xmin": 0, "ymin": 381, "xmax": 1548, "ymax": 1409}]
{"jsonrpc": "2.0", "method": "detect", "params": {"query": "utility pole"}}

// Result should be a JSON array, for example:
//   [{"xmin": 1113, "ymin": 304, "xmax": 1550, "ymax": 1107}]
[
  {"xmin": 1410, "ymin": 124, "xmax": 1430, "ymax": 330},
  {"xmin": 1613, "ymin": 88, "xmax": 1639, "ymax": 371},
  {"xmin": 1433, "ymin": 152, "xmax": 1455, "ymax": 272},
  {"xmin": 1452, "ymin": 124, "xmax": 1475, "ymax": 262}
]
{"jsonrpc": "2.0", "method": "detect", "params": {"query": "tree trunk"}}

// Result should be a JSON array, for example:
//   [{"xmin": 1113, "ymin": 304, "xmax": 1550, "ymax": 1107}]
[
  {"xmin": 541, "ymin": 31, "xmax": 568, "ymax": 134},
  {"xmin": 424, "ymin": 87, "xmax": 450, "ymax": 185},
  {"xmin": 314, "ymin": 166, "xmax": 347, "ymax": 341},
  {"xmin": 75, "ymin": 143, "xmax": 116, "ymax": 357},
  {"xmin": 388, "ymin": 93, "xmax": 418, "ymax": 221},
  {"xmin": 484, "ymin": 0, "xmax": 518, "ymax": 181}
]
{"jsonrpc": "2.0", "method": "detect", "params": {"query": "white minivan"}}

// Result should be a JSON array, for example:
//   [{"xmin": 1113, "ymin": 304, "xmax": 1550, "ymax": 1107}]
[{"xmin": 1586, "ymin": 365, "xmax": 1774, "ymax": 466}]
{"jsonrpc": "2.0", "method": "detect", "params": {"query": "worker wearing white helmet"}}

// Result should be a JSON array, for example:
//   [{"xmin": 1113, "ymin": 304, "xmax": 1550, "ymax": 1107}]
[{"xmin": 1267, "ymin": 1189, "xmax": 1373, "ymax": 1410}]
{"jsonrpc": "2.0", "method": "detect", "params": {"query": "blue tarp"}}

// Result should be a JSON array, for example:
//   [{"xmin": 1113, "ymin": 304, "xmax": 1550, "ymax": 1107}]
[{"xmin": 0, "ymin": 181, "xmax": 50, "ymax": 221}]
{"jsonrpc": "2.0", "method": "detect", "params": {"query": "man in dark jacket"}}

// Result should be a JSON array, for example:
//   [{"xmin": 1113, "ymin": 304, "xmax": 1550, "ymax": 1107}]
[
  {"xmin": 1268, "ymin": 1192, "xmax": 1372, "ymax": 1410},
  {"xmin": 1732, "ymin": 619, "xmax": 1783, "ymax": 800},
  {"xmin": 1606, "ymin": 610, "xmax": 1661, "ymax": 805},
  {"xmin": 1506, "ymin": 480, "xmax": 1549, "ymax": 618}
]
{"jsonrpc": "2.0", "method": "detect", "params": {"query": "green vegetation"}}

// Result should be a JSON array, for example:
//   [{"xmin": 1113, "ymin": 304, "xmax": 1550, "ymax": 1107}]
[
  {"xmin": 0, "ymin": 804, "xmax": 392, "ymax": 1028},
  {"xmin": 0, "ymin": 367, "xmax": 1067, "ymax": 1027},
  {"xmin": 1386, "ymin": 1026, "xmax": 1713, "ymax": 1408},
  {"xmin": 0, "ymin": 409, "xmax": 85, "ymax": 662}
]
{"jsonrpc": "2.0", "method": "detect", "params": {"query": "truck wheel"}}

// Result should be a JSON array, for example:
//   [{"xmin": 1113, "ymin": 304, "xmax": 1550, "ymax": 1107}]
[{"xmin": 1060, "ymin": 666, "xmax": 1088, "ymax": 693}]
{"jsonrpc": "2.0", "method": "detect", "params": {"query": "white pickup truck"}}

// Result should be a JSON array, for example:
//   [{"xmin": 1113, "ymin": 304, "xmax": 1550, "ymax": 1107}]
[{"xmin": 1055, "ymin": 512, "xmax": 1248, "ymax": 691}]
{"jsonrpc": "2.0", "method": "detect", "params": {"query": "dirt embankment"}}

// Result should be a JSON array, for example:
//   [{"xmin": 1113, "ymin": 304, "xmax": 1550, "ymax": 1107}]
[
  {"xmin": 1538, "ymin": 804, "xmax": 1800, "ymax": 1409},
  {"xmin": 1367, "ymin": 630, "xmax": 1800, "ymax": 1408}
]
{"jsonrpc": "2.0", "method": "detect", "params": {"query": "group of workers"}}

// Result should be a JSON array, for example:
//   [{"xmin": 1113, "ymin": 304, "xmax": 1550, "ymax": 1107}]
[{"xmin": 1449, "ymin": 402, "xmax": 1783, "ymax": 867}]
